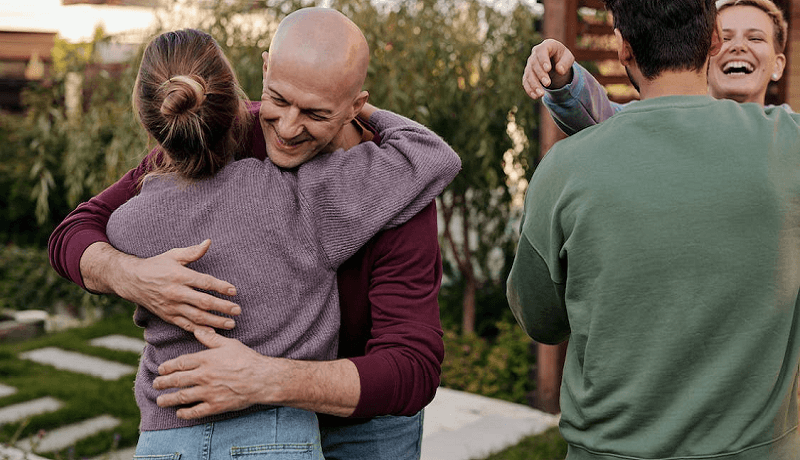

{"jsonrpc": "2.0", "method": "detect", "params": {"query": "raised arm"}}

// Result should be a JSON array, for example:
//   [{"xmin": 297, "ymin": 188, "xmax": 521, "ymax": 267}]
[
  {"xmin": 298, "ymin": 108, "xmax": 461, "ymax": 267},
  {"xmin": 523, "ymin": 39, "xmax": 625, "ymax": 135}
]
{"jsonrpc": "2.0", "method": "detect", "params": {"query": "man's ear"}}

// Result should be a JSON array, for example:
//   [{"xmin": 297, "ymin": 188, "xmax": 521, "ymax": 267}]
[
  {"xmin": 709, "ymin": 20, "xmax": 723, "ymax": 57},
  {"xmin": 614, "ymin": 29, "xmax": 635, "ymax": 67},
  {"xmin": 261, "ymin": 51, "xmax": 269, "ymax": 93},
  {"xmin": 351, "ymin": 90, "xmax": 369, "ymax": 118}
]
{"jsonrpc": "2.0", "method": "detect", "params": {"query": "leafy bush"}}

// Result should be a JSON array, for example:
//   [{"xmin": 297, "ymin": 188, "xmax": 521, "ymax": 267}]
[
  {"xmin": 0, "ymin": 244, "xmax": 131, "ymax": 317},
  {"xmin": 441, "ymin": 320, "xmax": 535, "ymax": 405}
]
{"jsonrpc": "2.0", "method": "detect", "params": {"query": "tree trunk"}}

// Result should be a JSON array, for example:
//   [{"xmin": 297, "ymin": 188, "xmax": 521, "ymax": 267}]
[{"xmin": 461, "ymin": 274, "xmax": 476, "ymax": 333}]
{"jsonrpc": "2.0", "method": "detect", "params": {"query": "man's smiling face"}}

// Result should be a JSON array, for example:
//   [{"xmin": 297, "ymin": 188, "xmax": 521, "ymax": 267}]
[
  {"xmin": 707, "ymin": 5, "xmax": 785, "ymax": 104},
  {"xmin": 259, "ymin": 56, "xmax": 354, "ymax": 169}
]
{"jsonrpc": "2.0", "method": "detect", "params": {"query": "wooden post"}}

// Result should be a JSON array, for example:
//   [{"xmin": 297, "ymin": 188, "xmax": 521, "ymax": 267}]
[{"xmin": 530, "ymin": 0, "xmax": 577, "ymax": 415}]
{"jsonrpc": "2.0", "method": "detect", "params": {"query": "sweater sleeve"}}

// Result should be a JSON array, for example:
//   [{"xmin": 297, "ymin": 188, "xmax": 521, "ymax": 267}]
[
  {"xmin": 348, "ymin": 201, "xmax": 444, "ymax": 417},
  {"xmin": 48, "ymin": 153, "xmax": 155, "ymax": 289},
  {"xmin": 542, "ymin": 63, "xmax": 626, "ymax": 136},
  {"xmin": 297, "ymin": 110, "xmax": 461, "ymax": 268}
]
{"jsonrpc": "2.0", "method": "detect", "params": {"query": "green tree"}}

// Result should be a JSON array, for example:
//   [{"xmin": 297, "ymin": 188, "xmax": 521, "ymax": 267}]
[{"xmin": 334, "ymin": 0, "xmax": 540, "ymax": 333}]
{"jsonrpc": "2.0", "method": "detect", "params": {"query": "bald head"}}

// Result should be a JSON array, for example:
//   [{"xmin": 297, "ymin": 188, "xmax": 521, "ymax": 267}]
[{"xmin": 269, "ymin": 8, "xmax": 369, "ymax": 99}]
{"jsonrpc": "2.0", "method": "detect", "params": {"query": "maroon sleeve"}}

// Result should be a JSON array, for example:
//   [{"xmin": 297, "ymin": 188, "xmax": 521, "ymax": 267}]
[
  {"xmin": 347, "ymin": 201, "xmax": 445, "ymax": 418},
  {"xmin": 47, "ymin": 154, "xmax": 155, "ymax": 289}
]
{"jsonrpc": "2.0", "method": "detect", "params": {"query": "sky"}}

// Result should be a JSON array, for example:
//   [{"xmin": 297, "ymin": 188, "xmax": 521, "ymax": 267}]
[
  {"xmin": 0, "ymin": 0, "xmax": 159, "ymax": 42},
  {"xmin": 0, "ymin": 0, "xmax": 540, "ymax": 43}
]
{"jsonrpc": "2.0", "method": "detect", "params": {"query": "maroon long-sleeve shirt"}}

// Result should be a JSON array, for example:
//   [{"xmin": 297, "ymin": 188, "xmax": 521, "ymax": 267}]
[{"xmin": 48, "ymin": 102, "xmax": 445, "ymax": 420}]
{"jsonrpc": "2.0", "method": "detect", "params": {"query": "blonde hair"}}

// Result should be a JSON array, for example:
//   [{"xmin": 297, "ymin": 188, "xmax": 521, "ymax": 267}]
[
  {"xmin": 716, "ymin": 0, "xmax": 788, "ymax": 52},
  {"xmin": 134, "ymin": 29, "xmax": 251, "ymax": 180}
]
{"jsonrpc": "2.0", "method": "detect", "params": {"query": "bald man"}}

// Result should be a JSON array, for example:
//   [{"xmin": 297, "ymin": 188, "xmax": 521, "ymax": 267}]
[{"xmin": 49, "ymin": 8, "xmax": 447, "ymax": 460}]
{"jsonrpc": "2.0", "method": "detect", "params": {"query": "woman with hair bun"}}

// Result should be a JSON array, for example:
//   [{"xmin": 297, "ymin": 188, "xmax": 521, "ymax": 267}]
[{"xmin": 107, "ymin": 28, "xmax": 460, "ymax": 459}]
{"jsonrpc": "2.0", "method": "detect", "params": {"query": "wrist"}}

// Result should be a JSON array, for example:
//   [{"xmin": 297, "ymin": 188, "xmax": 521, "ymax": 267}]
[
  {"xmin": 263, "ymin": 359, "xmax": 360, "ymax": 417},
  {"xmin": 81, "ymin": 242, "xmax": 122, "ymax": 294},
  {"xmin": 550, "ymin": 65, "xmax": 575, "ymax": 90}
]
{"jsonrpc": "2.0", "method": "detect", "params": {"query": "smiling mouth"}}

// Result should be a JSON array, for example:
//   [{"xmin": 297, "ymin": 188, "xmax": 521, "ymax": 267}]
[
  {"xmin": 722, "ymin": 61, "xmax": 755, "ymax": 75},
  {"xmin": 273, "ymin": 128, "xmax": 310, "ymax": 148}
]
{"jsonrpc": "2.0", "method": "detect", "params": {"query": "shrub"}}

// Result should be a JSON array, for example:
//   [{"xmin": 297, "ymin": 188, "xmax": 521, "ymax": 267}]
[
  {"xmin": 0, "ymin": 244, "xmax": 131, "ymax": 317},
  {"xmin": 441, "ymin": 320, "xmax": 535, "ymax": 405}
]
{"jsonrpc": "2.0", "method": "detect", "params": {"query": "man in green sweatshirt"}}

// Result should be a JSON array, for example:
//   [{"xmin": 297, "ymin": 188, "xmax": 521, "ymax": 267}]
[{"xmin": 507, "ymin": 0, "xmax": 800, "ymax": 459}]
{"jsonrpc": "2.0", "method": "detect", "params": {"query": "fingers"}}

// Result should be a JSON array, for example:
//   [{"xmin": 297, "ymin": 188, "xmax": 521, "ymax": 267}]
[
  {"xmin": 176, "ymin": 402, "xmax": 213, "ymax": 420},
  {"xmin": 156, "ymin": 385, "xmax": 202, "ymax": 407},
  {"xmin": 169, "ymin": 239, "xmax": 211, "ymax": 266},
  {"xmin": 170, "ymin": 306, "xmax": 236, "ymax": 332},
  {"xmin": 190, "ymin": 272, "xmax": 237, "ymax": 298},
  {"xmin": 193, "ymin": 327, "xmax": 226, "ymax": 349},
  {"xmin": 522, "ymin": 39, "xmax": 575, "ymax": 99},
  {"xmin": 156, "ymin": 354, "xmax": 200, "ymax": 379}
]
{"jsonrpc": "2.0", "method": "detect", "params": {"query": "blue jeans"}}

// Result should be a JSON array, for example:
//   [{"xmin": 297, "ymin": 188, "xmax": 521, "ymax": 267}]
[
  {"xmin": 319, "ymin": 411, "xmax": 424, "ymax": 460},
  {"xmin": 134, "ymin": 407, "xmax": 324, "ymax": 460}
]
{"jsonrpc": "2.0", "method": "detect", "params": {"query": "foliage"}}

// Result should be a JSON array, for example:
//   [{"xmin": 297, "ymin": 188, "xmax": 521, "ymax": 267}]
[
  {"xmin": 476, "ymin": 426, "xmax": 568, "ymax": 460},
  {"xmin": 0, "ymin": 244, "xmax": 132, "ymax": 317},
  {"xmin": 0, "ymin": 29, "xmax": 148, "ymax": 248},
  {"xmin": 441, "ymin": 320, "xmax": 535, "ymax": 405},
  {"xmin": 332, "ymin": 0, "xmax": 541, "ymax": 332}
]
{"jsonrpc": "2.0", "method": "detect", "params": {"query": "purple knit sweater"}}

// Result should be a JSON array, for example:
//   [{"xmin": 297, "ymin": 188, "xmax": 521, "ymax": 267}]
[{"xmin": 106, "ymin": 110, "xmax": 460, "ymax": 430}]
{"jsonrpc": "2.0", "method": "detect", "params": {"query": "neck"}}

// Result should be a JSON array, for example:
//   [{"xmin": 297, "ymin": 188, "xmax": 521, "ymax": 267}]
[
  {"xmin": 326, "ymin": 120, "xmax": 364, "ymax": 152},
  {"xmin": 636, "ymin": 69, "xmax": 709, "ymax": 100}
]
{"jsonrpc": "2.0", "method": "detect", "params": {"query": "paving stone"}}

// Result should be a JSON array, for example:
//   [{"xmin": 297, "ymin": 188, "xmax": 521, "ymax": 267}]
[
  {"xmin": 0, "ymin": 397, "xmax": 63, "ymax": 425},
  {"xmin": 19, "ymin": 347, "xmax": 136, "ymax": 381},
  {"xmin": 90, "ymin": 335, "xmax": 146, "ymax": 354},
  {"xmin": 0, "ymin": 383, "xmax": 17, "ymax": 398},
  {"xmin": 17, "ymin": 415, "xmax": 121, "ymax": 453},
  {"xmin": 88, "ymin": 445, "xmax": 137, "ymax": 460},
  {"xmin": 0, "ymin": 445, "xmax": 49, "ymax": 460},
  {"xmin": 420, "ymin": 387, "xmax": 560, "ymax": 460}
]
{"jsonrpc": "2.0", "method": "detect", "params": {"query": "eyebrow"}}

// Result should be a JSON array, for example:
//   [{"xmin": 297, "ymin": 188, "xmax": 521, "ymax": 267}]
[{"xmin": 722, "ymin": 27, "xmax": 768, "ymax": 34}]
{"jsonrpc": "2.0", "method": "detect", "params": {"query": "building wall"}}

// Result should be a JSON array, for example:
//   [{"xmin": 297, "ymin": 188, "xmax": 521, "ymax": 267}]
[{"xmin": 787, "ymin": 0, "xmax": 800, "ymax": 108}]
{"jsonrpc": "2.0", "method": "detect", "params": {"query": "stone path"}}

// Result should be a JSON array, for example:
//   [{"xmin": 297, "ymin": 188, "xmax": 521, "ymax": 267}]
[
  {"xmin": 89, "ymin": 335, "xmax": 146, "ymax": 354},
  {"xmin": 0, "ymin": 384, "xmax": 17, "ymax": 398},
  {"xmin": 3, "ymin": 334, "xmax": 560, "ymax": 459},
  {"xmin": 1, "ymin": 335, "xmax": 145, "ymax": 457},
  {"xmin": 19, "ymin": 347, "xmax": 137, "ymax": 381},
  {"xmin": 0, "ymin": 397, "xmax": 62, "ymax": 425},
  {"xmin": 16, "ymin": 415, "xmax": 121, "ymax": 453}
]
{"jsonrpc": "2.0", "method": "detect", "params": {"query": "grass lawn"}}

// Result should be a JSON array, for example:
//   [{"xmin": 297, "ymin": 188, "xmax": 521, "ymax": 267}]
[
  {"xmin": 0, "ymin": 313, "xmax": 569, "ymax": 459},
  {"xmin": 0, "ymin": 313, "xmax": 142, "ymax": 459},
  {"xmin": 478, "ymin": 426, "xmax": 567, "ymax": 460}
]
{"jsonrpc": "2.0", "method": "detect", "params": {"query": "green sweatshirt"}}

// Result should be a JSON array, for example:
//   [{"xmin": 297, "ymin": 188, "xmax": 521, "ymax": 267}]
[{"xmin": 508, "ymin": 96, "xmax": 800, "ymax": 459}]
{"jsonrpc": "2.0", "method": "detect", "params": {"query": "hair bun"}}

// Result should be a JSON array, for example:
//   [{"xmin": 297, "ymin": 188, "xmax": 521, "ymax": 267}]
[{"xmin": 160, "ymin": 75, "xmax": 207, "ymax": 117}]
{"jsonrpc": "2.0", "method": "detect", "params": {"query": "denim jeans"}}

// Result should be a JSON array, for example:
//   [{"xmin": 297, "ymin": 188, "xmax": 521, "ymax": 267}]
[
  {"xmin": 134, "ymin": 407, "xmax": 324, "ymax": 460},
  {"xmin": 319, "ymin": 410, "xmax": 424, "ymax": 460}
]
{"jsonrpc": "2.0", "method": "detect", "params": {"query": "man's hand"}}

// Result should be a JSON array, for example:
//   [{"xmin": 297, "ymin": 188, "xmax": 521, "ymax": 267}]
[
  {"xmin": 81, "ymin": 240, "xmax": 241, "ymax": 332},
  {"xmin": 153, "ymin": 328, "xmax": 269, "ymax": 419},
  {"xmin": 522, "ymin": 39, "xmax": 576, "ymax": 100},
  {"xmin": 153, "ymin": 329, "xmax": 361, "ymax": 418}
]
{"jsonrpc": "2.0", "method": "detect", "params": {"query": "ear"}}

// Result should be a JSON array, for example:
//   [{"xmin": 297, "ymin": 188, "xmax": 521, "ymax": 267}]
[
  {"xmin": 614, "ymin": 29, "xmax": 635, "ymax": 67},
  {"xmin": 709, "ymin": 20, "xmax": 722, "ymax": 57},
  {"xmin": 772, "ymin": 53, "xmax": 787, "ymax": 81},
  {"xmin": 261, "ymin": 51, "xmax": 269, "ymax": 94},
  {"xmin": 350, "ymin": 90, "xmax": 369, "ymax": 119}
]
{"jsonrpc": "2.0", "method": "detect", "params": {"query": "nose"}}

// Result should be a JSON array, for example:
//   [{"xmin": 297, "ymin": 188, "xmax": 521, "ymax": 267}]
[
  {"xmin": 729, "ymin": 35, "xmax": 748, "ymax": 52},
  {"xmin": 275, "ymin": 106, "xmax": 303, "ymax": 140}
]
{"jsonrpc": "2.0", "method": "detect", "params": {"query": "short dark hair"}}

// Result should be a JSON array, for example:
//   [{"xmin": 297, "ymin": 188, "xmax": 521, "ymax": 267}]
[{"xmin": 603, "ymin": 0, "xmax": 717, "ymax": 79}]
